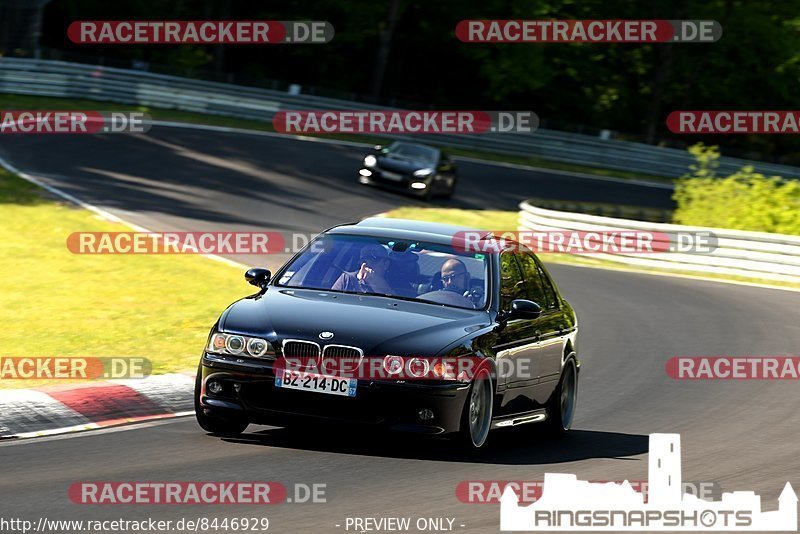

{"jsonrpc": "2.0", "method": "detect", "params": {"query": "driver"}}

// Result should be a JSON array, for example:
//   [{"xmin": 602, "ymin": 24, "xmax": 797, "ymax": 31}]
[{"xmin": 440, "ymin": 258, "xmax": 470, "ymax": 295}]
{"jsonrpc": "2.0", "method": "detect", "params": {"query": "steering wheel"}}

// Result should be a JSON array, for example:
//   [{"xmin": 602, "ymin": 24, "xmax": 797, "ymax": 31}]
[{"xmin": 417, "ymin": 289, "xmax": 476, "ymax": 309}]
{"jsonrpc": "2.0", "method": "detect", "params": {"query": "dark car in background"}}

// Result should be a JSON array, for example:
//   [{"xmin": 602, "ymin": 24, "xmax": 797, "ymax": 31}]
[
  {"xmin": 358, "ymin": 141, "xmax": 457, "ymax": 199},
  {"xmin": 195, "ymin": 218, "xmax": 578, "ymax": 450}
]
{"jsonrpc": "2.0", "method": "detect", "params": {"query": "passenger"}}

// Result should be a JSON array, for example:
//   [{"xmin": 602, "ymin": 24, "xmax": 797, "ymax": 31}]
[{"xmin": 332, "ymin": 245, "xmax": 392, "ymax": 294}]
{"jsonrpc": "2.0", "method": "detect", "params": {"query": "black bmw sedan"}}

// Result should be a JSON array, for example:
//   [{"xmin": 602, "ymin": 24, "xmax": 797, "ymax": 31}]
[
  {"xmin": 358, "ymin": 141, "xmax": 457, "ymax": 199},
  {"xmin": 195, "ymin": 218, "xmax": 579, "ymax": 450}
]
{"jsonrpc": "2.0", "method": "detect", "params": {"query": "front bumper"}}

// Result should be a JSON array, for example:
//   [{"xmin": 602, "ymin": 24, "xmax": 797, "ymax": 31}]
[
  {"xmin": 198, "ymin": 353, "xmax": 470, "ymax": 435},
  {"xmin": 358, "ymin": 168, "xmax": 443, "ymax": 197}
]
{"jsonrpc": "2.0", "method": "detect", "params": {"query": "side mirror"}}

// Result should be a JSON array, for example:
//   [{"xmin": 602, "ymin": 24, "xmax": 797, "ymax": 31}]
[
  {"xmin": 245, "ymin": 268, "xmax": 271, "ymax": 288},
  {"xmin": 373, "ymin": 144, "xmax": 383, "ymax": 152},
  {"xmin": 508, "ymin": 299, "xmax": 542, "ymax": 320}
]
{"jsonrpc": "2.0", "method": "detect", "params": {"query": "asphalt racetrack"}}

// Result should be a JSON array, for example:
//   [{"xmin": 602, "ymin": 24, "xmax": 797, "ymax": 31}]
[{"xmin": 1, "ymin": 126, "xmax": 798, "ymax": 532}]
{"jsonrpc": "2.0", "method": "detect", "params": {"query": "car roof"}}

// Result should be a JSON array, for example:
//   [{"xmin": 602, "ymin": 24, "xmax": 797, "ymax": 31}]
[{"xmin": 327, "ymin": 217, "xmax": 491, "ymax": 245}]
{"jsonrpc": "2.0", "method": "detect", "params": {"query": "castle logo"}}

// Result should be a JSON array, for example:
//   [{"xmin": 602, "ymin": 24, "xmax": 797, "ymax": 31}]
[{"xmin": 500, "ymin": 434, "xmax": 797, "ymax": 531}]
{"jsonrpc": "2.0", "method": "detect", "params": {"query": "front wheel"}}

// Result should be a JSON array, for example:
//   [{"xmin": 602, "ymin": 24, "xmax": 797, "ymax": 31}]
[
  {"xmin": 546, "ymin": 357, "xmax": 578, "ymax": 435},
  {"xmin": 457, "ymin": 367, "xmax": 494, "ymax": 450},
  {"xmin": 440, "ymin": 176, "xmax": 457, "ymax": 199},
  {"xmin": 194, "ymin": 369, "xmax": 248, "ymax": 436}
]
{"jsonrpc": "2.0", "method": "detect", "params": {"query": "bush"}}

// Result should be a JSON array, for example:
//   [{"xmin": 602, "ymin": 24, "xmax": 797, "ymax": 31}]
[{"xmin": 672, "ymin": 144, "xmax": 800, "ymax": 234}]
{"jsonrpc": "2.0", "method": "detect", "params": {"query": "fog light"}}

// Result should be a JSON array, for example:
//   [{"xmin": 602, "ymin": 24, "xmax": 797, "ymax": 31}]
[
  {"xmin": 411, "ymin": 182, "xmax": 427, "ymax": 190},
  {"xmin": 207, "ymin": 380, "xmax": 223, "ymax": 395},
  {"xmin": 359, "ymin": 169, "xmax": 372, "ymax": 177},
  {"xmin": 417, "ymin": 408, "xmax": 434, "ymax": 421}
]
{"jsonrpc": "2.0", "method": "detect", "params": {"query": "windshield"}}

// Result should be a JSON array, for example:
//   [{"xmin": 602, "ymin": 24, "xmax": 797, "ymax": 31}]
[
  {"xmin": 276, "ymin": 234, "xmax": 488, "ymax": 310},
  {"xmin": 385, "ymin": 142, "xmax": 438, "ymax": 164}
]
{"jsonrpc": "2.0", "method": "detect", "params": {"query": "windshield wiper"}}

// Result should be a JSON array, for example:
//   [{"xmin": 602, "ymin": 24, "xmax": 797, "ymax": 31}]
[
  {"xmin": 286, "ymin": 287, "xmax": 476, "ymax": 309},
  {"xmin": 356, "ymin": 291, "xmax": 421, "ymax": 303}
]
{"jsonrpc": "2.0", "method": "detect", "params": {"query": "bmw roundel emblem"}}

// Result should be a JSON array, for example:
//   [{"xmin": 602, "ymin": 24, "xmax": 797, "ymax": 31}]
[{"xmin": 319, "ymin": 331, "xmax": 334, "ymax": 340}]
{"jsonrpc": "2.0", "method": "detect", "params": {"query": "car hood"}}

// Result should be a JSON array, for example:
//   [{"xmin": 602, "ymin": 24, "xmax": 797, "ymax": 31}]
[
  {"xmin": 378, "ymin": 156, "xmax": 433, "ymax": 174},
  {"xmin": 219, "ymin": 287, "xmax": 489, "ymax": 356}
]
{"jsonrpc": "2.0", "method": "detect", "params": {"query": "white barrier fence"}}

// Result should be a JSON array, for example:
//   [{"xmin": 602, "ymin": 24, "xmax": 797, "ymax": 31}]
[{"xmin": 518, "ymin": 200, "xmax": 800, "ymax": 284}]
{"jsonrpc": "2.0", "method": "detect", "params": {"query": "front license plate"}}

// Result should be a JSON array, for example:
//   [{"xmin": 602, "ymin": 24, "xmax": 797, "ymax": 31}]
[
  {"xmin": 275, "ymin": 369, "xmax": 357, "ymax": 397},
  {"xmin": 381, "ymin": 171, "xmax": 403, "ymax": 181}
]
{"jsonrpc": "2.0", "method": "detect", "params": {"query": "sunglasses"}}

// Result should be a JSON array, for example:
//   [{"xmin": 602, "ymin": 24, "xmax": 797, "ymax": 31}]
[{"xmin": 441, "ymin": 272, "xmax": 466, "ymax": 283}]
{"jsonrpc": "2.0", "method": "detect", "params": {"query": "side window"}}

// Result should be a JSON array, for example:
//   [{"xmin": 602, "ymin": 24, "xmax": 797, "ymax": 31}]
[
  {"xmin": 499, "ymin": 252, "xmax": 526, "ymax": 311},
  {"xmin": 536, "ymin": 260, "xmax": 559, "ymax": 309},
  {"xmin": 517, "ymin": 253, "xmax": 549, "ymax": 307}
]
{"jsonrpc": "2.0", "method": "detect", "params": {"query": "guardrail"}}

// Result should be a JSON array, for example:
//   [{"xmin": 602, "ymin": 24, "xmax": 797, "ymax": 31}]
[
  {"xmin": 2, "ymin": 57, "xmax": 800, "ymax": 179},
  {"xmin": 523, "ymin": 197, "xmax": 672, "ymax": 223},
  {"xmin": 518, "ymin": 199, "xmax": 800, "ymax": 284}
]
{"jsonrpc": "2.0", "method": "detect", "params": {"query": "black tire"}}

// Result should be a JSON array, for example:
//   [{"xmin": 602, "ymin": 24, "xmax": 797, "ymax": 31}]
[
  {"xmin": 457, "ymin": 366, "xmax": 494, "ymax": 450},
  {"xmin": 545, "ymin": 357, "xmax": 578, "ymax": 435},
  {"xmin": 194, "ymin": 369, "xmax": 248, "ymax": 436},
  {"xmin": 420, "ymin": 185, "xmax": 434, "ymax": 201},
  {"xmin": 440, "ymin": 177, "xmax": 457, "ymax": 199}
]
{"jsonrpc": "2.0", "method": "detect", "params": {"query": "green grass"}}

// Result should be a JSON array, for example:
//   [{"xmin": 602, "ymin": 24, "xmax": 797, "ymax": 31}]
[
  {"xmin": 0, "ymin": 93, "xmax": 671, "ymax": 184},
  {"xmin": 381, "ymin": 206, "xmax": 800, "ymax": 290},
  {"xmin": 0, "ymin": 167, "xmax": 248, "ymax": 389}
]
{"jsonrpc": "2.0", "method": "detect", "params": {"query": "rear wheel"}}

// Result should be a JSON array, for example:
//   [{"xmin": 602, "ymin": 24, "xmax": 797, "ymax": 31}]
[
  {"xmin": 194, "ymin": 369, "xmax": 248, "ymax": 436},
  {"xmin": 457, "ymin": 367, "xmax": 493, "ymax": 450},
  {"xmin": 546, "ymin": 357, "xmax": 578, "ymax": 435}
]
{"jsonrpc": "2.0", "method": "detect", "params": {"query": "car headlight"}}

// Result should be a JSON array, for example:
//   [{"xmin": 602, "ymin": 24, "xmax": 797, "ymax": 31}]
[
  {"xmin": 208, "ymin": 333, "xmax": 275, "ymax": 359},
  {"xmin": 408, "ymin": 358, "xmax": 430, "ymax": 378},
  {"xmin": 383, "ymin": 355, "xmax": 405, "ymax": 375},
  {"xmin": 363, "ymin": 155, "xmax": 377, "ymax": 167},
  {"xmin": 413, "ymin": 168, "xmax": 434, "ymax": 177},
  {"xmin": 226, "ymin": 335, "xmax": 245, "ymax": 354}
]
